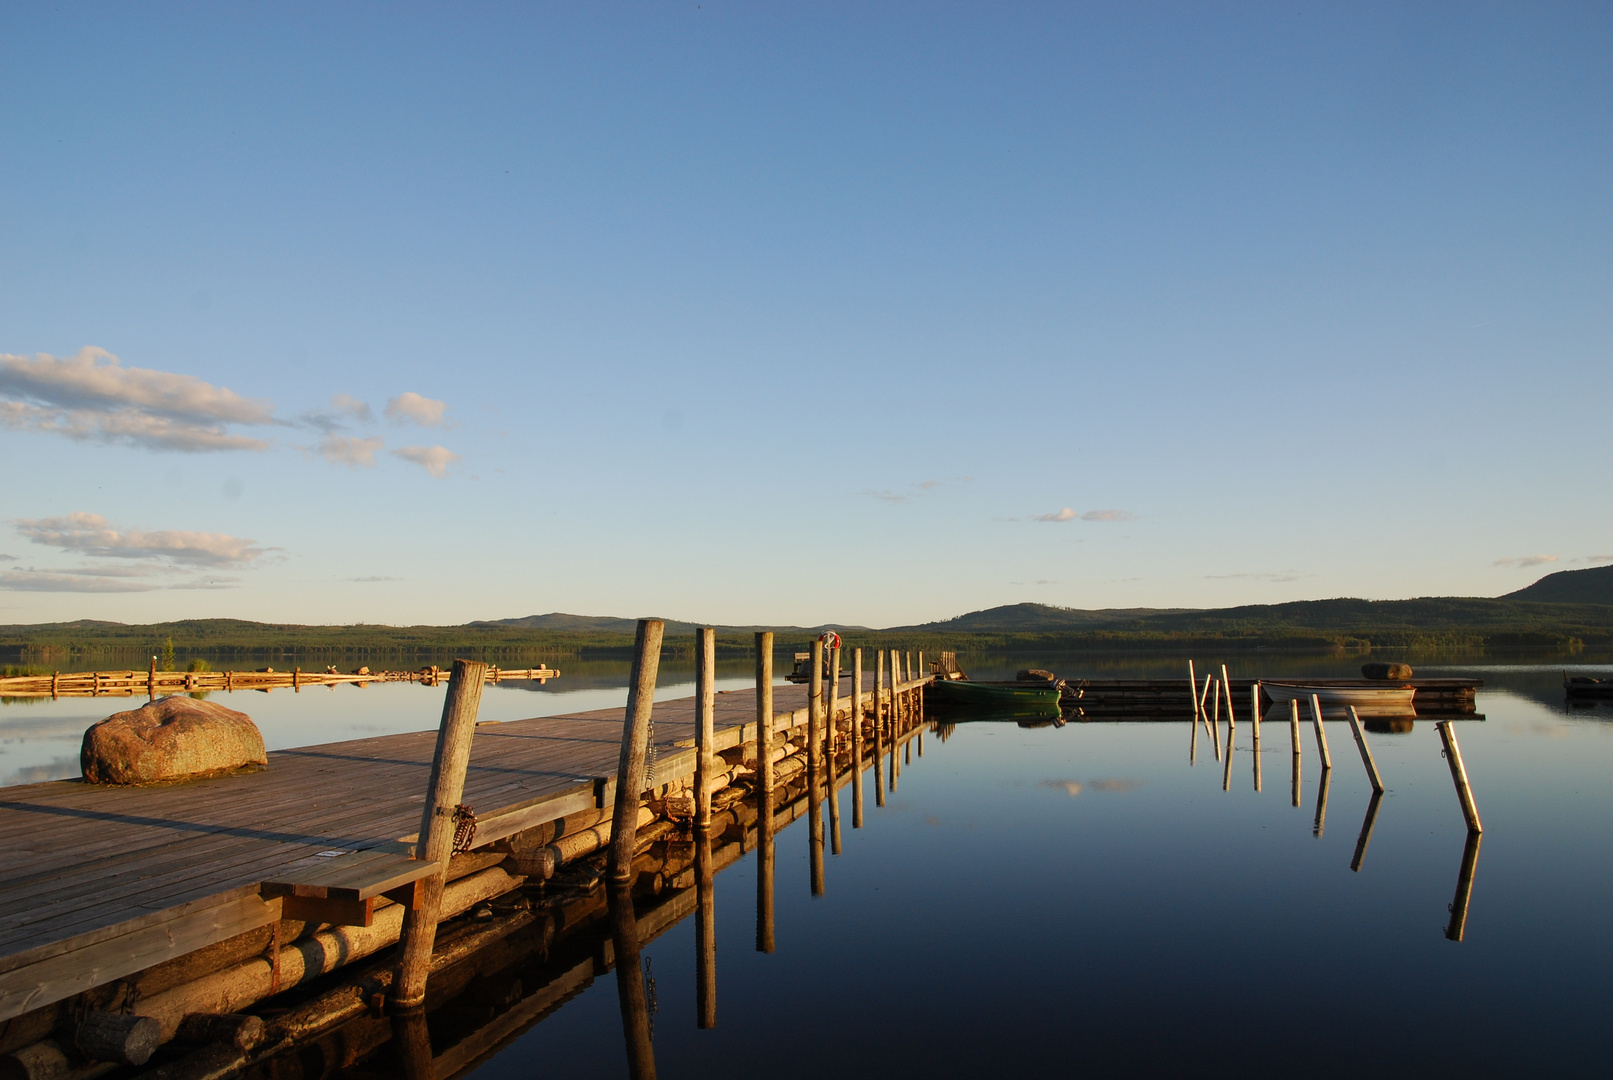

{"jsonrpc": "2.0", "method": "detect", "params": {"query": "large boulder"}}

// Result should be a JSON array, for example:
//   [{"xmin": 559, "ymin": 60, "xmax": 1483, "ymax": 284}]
[
  {"xmin": 1361, "ymin": 662, "xmax": 1414, "ymax": 680},
  {"xmin": 81, "ymin": 697, "xmax": 267, "ymax": 785}
]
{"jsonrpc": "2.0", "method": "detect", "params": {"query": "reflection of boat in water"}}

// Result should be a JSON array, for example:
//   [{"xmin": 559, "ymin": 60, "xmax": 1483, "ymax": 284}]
[
  {"xmin": 1564, "ymin": 673, "xmax": 1613, "ymax": 698},
  {"xmin": 1262, "ymin": 681, "xmax": 1415, "ymax": 716}
]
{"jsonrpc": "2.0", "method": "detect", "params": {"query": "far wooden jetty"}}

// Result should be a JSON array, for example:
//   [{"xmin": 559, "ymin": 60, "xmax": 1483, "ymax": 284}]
[
  {"xmin": 0, "ymin": 630, "xmax": 932, "ymax": 1077},
  {"xmin": 0, "ymin": 663, "xmax": 558, "ymax": 700}
]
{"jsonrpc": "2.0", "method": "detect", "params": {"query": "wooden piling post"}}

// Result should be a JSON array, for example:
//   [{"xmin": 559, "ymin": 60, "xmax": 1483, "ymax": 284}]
[
  {"xmin": 1210, "ymin": 680, "xmax": 1222, "ymax": 761},
  {"xmin": 1436, "ymin": 721, "xmax": 1483, "ymax": 833},
  {"xmin": 148, "ymin": 656, "xmax": 156, "ymax": 701},
  {"xmin": 695, "ymin": 628, "xmax": 716, "ymax": 830},
  {"xmin": 1309, "ymin": 694, "xmax": 1332, "ymax": 771},
  {"xmin": 1313, "ymin": 766, "xmax": 1331, "ymax": 837},
  {"xmin": 1350, "ymin": 791, "xmax": 1383, "ymax": 873},
  {"xmin": 609, "ymin": 620, "xmax": 665, "ymax": 884},
  {"xmin": 828, "ymin": 645, "xmax": 842, "ymax": 754},
  {"xmin": 1220, "ymin": 664, "xmax": 1235, "ymax": 728},
  {"xmin": 1188, "ymin": 660, "xmax": 1200, "ymax": 722},
  {"xmin": 1291, "ymin": 744, "xmax": 1302, "ymax": 808},
  {"xmin": 1290, "ymin": 698, "xmax": 1302, "ymax": 808},
  {"xmin": 1198, "ymin": 672, "xmax": 1214, "ymax": 722},
  {"xmin": 754, "ymin": 633, "xmax": 775, "ymax": 953},
  {"xmin": 851, "ymin": 648, "xmax": 864, "ymax": 829},
  {"xmin": 392, "ymin": 657, "xmax": 488, "ymax": 1009},
  {"xmin": 808, "ymin": 640, "xmax": 824, "ymax": 777},
  {"xmin": 1446, "ymin": 830, "xmax": 1483, "ymax": 941},
  {"xmin": 1250, "ymin": 683, "xmax": 1261, "ymax": 742},
  {"xmin": 1346, "ymin": 706, "xmax": 1385, "ymax": 794}
]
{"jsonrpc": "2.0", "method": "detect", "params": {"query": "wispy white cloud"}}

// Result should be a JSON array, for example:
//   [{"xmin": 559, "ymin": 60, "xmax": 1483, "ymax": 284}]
[
  {"xmin": 862, "ymin": 478, "xmax": 969, "ymax": 504},
  {"xmin": 1033, "ymin": 507, "xmax": 1135, "ymax": 523},
  {"xmin": 330, "ymin": 393, "xmax": 372, "ymax": 421},
  {"xmin": 0, "ymin": 348, "xmax": 274, "ymax": 452},
  {"xmin": 319, "ymin": 434, "xmax": 384, "ymax": 468},
  {"xmin": 1583, "ymin": 555, "xmax": 1613, "ymax": 565},
  {"xmin": 1494, "ymin": 554, "xmax": 1558, "ymax": 568},
  {"xmin": 393, "ymin": 445, "xmax": 460, "ymax": 477},
  {"xmin": 300, "ymin": 393, "xmax": 376, "ymax": 433},
  {"xmin": 385, "ymin": 392, "xmax": 448, "ymax": 427},
  {"xmin": 13, "ymin": 512, "xmax": 265, "ymax": 567},
  {"xmin": 347, "ymin": 575, "xmax": 402, "ymax": 582}
]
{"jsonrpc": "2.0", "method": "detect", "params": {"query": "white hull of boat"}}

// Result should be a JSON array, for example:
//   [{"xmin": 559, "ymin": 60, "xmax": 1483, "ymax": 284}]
[{"xmin": 1262, "ymin": 683, "xmax": 1416, "ymax": 714}]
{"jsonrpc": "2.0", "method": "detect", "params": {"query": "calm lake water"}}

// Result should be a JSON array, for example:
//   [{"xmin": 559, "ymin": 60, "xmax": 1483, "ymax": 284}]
[{"xmin": 6, "ymin": 652, "xmax": 1612, "ymax": 1076}]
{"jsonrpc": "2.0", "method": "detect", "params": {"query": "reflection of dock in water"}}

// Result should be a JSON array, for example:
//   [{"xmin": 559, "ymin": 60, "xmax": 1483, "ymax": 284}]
[{"xmin": 240, "ymin": 695, "xmax": 927, "ymax": 1078}]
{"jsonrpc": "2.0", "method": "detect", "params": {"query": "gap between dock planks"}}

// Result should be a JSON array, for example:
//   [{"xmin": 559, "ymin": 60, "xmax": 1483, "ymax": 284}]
[{"xmin": 0, "ymin": 674, "xmax": 930, "ymax": 1024}]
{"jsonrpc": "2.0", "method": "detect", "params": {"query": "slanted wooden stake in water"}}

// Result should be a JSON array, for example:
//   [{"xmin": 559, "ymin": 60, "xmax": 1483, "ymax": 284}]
[
  {"xmin": 1221, "ymin": 664, "xmax": 1235, "ymax": 729},
  {"xmin": 1436, "ymin": 721, "xmax": 1483, "ymax": 833},
  {"xmin": 1188, "ymin": 660, "xmax": 1201, "ymax": 723},
  {"xmin": 394, "ymin": 657, "xmax": 488, "ymax": 1009},
  {"xmin": 1346, "ymin": 706, "xmax": 1385, "ymax": 794},
  {"xmin": 1309, "ymin": 693, "xmax": 1333, "ymax": 771}
]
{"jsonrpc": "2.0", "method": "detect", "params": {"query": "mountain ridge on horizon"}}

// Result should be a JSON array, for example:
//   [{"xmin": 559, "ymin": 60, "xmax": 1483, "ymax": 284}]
[{"xmin": 4, "ymin": 567, "xmax": 1610, "ymax": 650}]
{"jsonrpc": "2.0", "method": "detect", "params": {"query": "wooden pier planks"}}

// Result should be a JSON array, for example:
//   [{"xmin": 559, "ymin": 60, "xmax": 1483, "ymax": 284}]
[{"xmin": 0, "ymin": 676, "xmax": 929, "ymax": 1023}]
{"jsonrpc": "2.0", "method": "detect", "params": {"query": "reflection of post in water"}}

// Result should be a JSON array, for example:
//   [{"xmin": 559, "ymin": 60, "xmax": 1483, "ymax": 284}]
[
  {"xmin": 390, "ymin": 1007, "xmax": 434, "ymax": 1080},
  {"xmin": 608, "ymin": 883, "xmax": 658, "ymax": 1080},
  {"xmin": 1312, "ymin": 765, "xmax": 1331, "ymax": 838},
  {"xmin": 695, "ymin": 826, "xmax": 716, "ymax": 1028},
  {"xmin": 754, "ymin": 632, "xmax": 775, "ymax": 954},
  {"xmin": 851, "ymin": 649, "xmax": 864, "ymax": 829},
  {"xmin": 1251, "ymin": 683, "xmax": 1262, "ymax": 793},
  {"xmin": 1210, "ymin": 679, "xmax": 1222, "ymax": 761},
  {"xmin": 1446, "ymin": 829, "xmax": 1482, "ymax": 942},
  {"xmin": 1349, "ymin": 791, "xmax": 1383, "ymax": 873},
  {"xmin": 825, "ymin": 648, "xmax": 843, "ymax": 857},
  {"xmin": 874, "ymin": 650, "xmax": 886, "ymax": 808},
  {"xmin": 808, "ymin": 758, "xmax": 825, "ymax": 898},
  {"xmin": 1190, "ymin": 709, "xmax": 1199, "ymax": 766},
  {"xmin": 1221, "ymin": 714, "xmax": 1236, "ymax": 792}
]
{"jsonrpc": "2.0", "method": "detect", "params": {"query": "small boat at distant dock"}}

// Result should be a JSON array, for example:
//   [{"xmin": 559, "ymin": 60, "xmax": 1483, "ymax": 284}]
[
  {"xmin": 1261, "ymin": 680, "xmax": 1416, "ymax": 713},
  {"xmin": 926, "ymin": 679, "xmax": 1063, "ymax": 710}
]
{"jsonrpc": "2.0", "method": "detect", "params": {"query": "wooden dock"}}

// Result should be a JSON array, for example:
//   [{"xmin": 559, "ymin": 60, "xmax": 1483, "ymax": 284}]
[
  {"xmin": 0, "ymin": 664, "xmax": 558, "ymax": 700},
  {"xmin": 0, "ymin": 666, "xmax": 931, "ymax": 1068},
  {"xmin": 1063, "ymin": 677, "xmax": 1482, "ymax": 716}
]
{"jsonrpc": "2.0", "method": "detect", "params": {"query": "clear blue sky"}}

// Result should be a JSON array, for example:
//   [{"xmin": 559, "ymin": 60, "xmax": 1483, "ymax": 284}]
[{"xmin": 2, "ymin": 3, "xmax": 1609, "ymax": 628}]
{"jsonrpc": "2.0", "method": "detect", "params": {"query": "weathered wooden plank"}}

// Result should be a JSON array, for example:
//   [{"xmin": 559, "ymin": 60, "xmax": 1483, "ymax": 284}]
[{"xmin": 0, "ymin": 892, "xmax": 281, "ymax": 1023}]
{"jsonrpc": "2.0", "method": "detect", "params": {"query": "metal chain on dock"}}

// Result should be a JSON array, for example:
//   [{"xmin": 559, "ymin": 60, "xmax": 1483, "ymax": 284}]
[
  {"xmin": 451, "ymin": 804, "xmax": 478, "ymax": 853},
  {"xmin": 645, "ymin": 715, "xmax": 657, "ymax": 785}
]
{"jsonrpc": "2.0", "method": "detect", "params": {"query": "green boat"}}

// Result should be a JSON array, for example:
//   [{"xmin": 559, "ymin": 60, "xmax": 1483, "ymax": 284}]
[{"xmin": 926, "ymin": 679, "xmax": 1062, "ymax": 710}]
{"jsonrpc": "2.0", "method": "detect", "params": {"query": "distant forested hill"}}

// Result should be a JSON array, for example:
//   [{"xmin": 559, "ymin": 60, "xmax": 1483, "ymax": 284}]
[
  {"xmin": 4, "ymin": 569, "xmax": 1611, "ymax": 662},
  {"xmin": 1503, "ymin": 565, "xmax": 1613, "ymax": 605}
]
